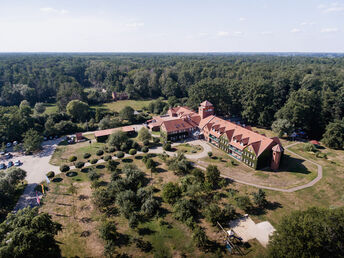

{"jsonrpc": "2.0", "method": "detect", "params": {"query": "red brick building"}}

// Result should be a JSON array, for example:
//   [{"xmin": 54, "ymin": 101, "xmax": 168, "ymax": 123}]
[{"xmin": 147, "ymin": 100, "xmax": 283, "ymax": 170}]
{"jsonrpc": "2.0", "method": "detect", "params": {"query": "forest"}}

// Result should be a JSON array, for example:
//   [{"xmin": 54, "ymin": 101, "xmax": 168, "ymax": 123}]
[{"xmin": 0, "ymin": 53, "xmax": 344, "ymax": 144}]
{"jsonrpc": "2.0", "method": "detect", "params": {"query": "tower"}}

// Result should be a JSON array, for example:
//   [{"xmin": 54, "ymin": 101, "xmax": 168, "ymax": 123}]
[
  {"xmin": 271, "ymin": 144, "xmax": 284, "ymax": 171},
  {"xmin": 199, "ymin": 100, "xmax": 214, "ymax": 119}
]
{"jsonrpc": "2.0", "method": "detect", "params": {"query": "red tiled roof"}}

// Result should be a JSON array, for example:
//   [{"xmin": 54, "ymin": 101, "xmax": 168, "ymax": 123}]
[
  {"xmin": 161, "ymin": 118, "xmax": 195, "ymax": 133},
  {"xmin": 200, "ymin": 100, "xmax": 213, "ymax": 107}
]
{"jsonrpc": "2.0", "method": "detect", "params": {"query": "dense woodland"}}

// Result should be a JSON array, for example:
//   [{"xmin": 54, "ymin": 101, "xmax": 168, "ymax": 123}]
[{"xmin": 0, "ymin": 53, "xmax": 344, "ymax": 145}]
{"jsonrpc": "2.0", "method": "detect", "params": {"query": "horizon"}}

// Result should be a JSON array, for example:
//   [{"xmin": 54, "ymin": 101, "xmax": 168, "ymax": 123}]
[{"xmin": 1, "ymin": 0, "xmax": 343, "ymax": 52}]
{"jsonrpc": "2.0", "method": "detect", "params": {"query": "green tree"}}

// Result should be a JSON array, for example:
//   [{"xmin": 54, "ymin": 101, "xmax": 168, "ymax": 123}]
[
  {"xmin": 271, "ymin": 119, "xmax": 294, "ymax": 137},
  {"xmin": 205, "ymin": 204, "xmax": 222, "ymax": 226},
  {"xmin": 268, "ymin": 207, "xmax": 344, "ymax": 258},
  {"xmin": 322, "ymin": 119, "xmax": 344, "ymax": 149},
  {"xmin": 192, "ymin": 226, "xmax": 208, "ymax": 249},
  {"xmin": 162, "ymin": 182, "xmax": 181, "ymax": 204},
  {"xmin": 138, "ymin": 127, "xmax": 151, "ymax": 142},
  {"xmin": 34, "ymin": 102, "xmax": 46, "ymax": 114},
  {"xmin": 119, "ymin": 106, "xmax": 135, "ymax": 122},
  {"xmin": 206, "ymin": 165, "xmax": 220, "ymax": 189},
  {"xmin": 66, "ymin": 100, "xmax": 89, "ymax": 122},
  {"xmin": 0, "ymin": 207, "xmax": 62, "ymax": 258},
  {"xmin": 107, "ymin": 130, "xmax": 128, "ymax": 150},
  {"xmin": 22, "ymin": 129, "xmax": 43, "ymax": 152},
  {"xmin": 235, "ymin": 196, "xmax": 252, "ymax": 212},
  {"xmin": 252, "ymin": 189, "xmax": 267, "ymax": 208},
  {"xmin": 167, "ymin": 152, "xmax": 193, "ymax": 176}
]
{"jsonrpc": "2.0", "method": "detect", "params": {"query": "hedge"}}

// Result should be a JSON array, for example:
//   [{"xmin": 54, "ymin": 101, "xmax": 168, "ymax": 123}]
[{"xmin": 129, "ymin": 149, "xmax": 137, "ymax": 155}]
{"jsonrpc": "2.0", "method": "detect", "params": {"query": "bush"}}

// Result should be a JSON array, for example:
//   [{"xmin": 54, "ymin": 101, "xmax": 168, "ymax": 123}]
[
  {"xmin": 163, "ymin": 142, "xmax": 171, "ymax": 151},
  {"xmin": 88, "ymin": 170, "xmax": 100, "ymax": 181},
  {"xmin": 153, "ymin": 137, "xmax": 160, "ymax": 144},
  {"xmin": 207, "ymin": 151, "xmax": 213, "ymax": 157},
  {"xmin": 75, "ymin": 161, "xmax": 85, "ymax": 168},
  {"xmin": 143, "ymin": 139, "xmax": 150, "ymax": 146},
  {"xmin": 192, "ymin": 226, "xmax": 208, "ymax": 249},
  {"xmin": 90, "ymin": 159, "xmax": 98, "ymax": 164},
  {"xmin": 103, "ymin": 155, "xmax": 112, "ymax": 161},
  {"xmin": 304, "ymin": 143, "xmax": 317, "ymax": 152},
  {"xmin": 109, "ymin": 147, "xmax": 116, "ymax": 153},
  {"xmin": 96, "ymin": 150, "xmax": 104, "ymax": 156},
  {"xmin": 46, "ymin": 171, "xmax": 55, "ymax": 178},
  {"xmin": 173, "ymin": 199, "xmax": 197, "ymax": 223},
  {"xmin": 129, "ymin": 213, "xmax": 139, "ymax": 229},
  {"xmin": 60, "ymin": 164, "xmax": 70, "ymax": 172},
  {"xmin": 235, "ymin": 196, "xmax": 252, "ymax": 212},
  {"xmin": 69, "ymin": 156, "xmax": 77, "ymax": 162},
  {"xmin": 107, "ymin": 159, "xmax": 117, "ymax": 171},
  {"xmin": 129, "ymin": 149, "xmax": 137, "ymax": 155},
  {"xmin": 116, "ymin": 151, "xmax": 125, "ymax": 158},
  {"xmin": 142, "ymin": 146, "xmax": 149, "ymax": 153},
  {"xmin": 83, "ymin": 153, "xmax": 91, "ymax": 159},
  {"xmin": 205, "ymin": 204, "xmax": 222, "ymax": 226}
]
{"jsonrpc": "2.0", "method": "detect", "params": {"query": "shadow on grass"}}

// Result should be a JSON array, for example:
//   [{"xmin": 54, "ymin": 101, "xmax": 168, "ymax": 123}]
[
  {"xmin": 156, "ymin": 167, "xmax": 167, "ymax": 173},
  {"xmin": 52, "ymin": 177, "xmax": 63, "ymax": 182},
  {"xmin": 122, "ymin": 158, "xmax": 133, "ymax": 163},
  {"xmin": 66, "ymin": 171, "xmax": 78, "ymax": 177},
  {"xmin": 81, "ymin": 167, "xmax": 90, "ymax": 173},
  {"xmin": 278, "ymin": 154, "xmax": 311, "ymax": 174},
  {"xmin": 138, "ymin": 227, "xmax": 156, "ymax": 236},
  {"xmin": 96, "ymin": 164, "xmax": 105, "ymax": 169},
  {"xmin": 135, "ymin": 155, "xmax": 143, "ymax": 160}
]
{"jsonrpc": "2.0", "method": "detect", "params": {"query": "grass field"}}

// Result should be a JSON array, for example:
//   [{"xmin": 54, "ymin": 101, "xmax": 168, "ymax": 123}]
[
  {"xmin": 174, "ymin": 143, "xmax": 204, "ymax": 154},
  {"xmin": 43, "ymin": 103, "xmax": 58, "ymax": 114},
  {"xmin": 92, "ymin": 99, "xmax": 158, "ymax": 113}
]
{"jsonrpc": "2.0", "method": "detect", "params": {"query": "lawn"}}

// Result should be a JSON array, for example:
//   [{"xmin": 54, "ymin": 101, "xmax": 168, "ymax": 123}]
[
  {"xmin": 174, "ymin": 143, "xmax": 204, "ymax": 154},
  {"xmin": 43, "ymin": 103, "xmax": 58, "ymax": 114},
  {"xmin": 92, "ymin": 99, "xmax": 157, "ymax": 113}
]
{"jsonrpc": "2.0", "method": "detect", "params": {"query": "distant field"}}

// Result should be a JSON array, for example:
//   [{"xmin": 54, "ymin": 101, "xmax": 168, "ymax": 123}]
[
  {"xmin": 92, "ymin": 99, "xmax": 158, "ymax": 112},
  {"xmin": 44, "ymin": 103, "xmax": 58, "ymax": 114}
]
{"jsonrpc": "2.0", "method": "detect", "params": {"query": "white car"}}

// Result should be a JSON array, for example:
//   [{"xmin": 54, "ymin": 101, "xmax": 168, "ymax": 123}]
[
  {"xmin": 14, "ymin": 160, "xmax": 21, "ymax": 166},
  {"xmin": 13, "ymin": 141, "xmax": 18, "ymax": 146}
]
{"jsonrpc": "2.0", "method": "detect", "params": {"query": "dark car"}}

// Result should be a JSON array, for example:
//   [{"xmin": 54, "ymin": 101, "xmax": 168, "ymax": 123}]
[
  {"xmin": 0, "ymin": 163, "xmax": 6, "ymax": 170},
  {"xmin": 7, "ymin": 161, "xmax": 14, "ymax": 168},
  {"xmin": 4, "ymin": 153, "xmax": 12, "ymax": 159}
]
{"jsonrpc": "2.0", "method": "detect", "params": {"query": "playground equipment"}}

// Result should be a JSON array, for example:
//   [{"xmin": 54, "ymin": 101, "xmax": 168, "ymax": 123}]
[{"xmin": 217, "ymin": 221, "xmax": 244, "ymax": 256}]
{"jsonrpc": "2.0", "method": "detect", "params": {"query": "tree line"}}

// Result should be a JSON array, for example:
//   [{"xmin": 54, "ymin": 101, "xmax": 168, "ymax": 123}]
[{"xmin": 0, "ymin": 53, "xmax": 344, "ymax": 144}]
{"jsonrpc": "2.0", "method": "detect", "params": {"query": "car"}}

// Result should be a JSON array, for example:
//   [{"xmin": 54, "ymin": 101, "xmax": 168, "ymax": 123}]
[
  {"xmin": 0, "ymin": 151, "xmax": 6, "ymax": 155},
  {"xmin": 14, "ymin": 160, "xmax": 21, "ymax": 166},
  {"xmin": 4, "ymin": 153, "xmax": 12, "ymax": 159},
  {"xmin": 0, "ymin": 163, "xmax": 6, "ymax": 170},
  {"xmin": 7, "ymin": 161, "xmax": 13, "ymax": 168},
  {"xmin": 6, "ymin": 142, "xmax": 12, "ymax": 148},
  {"xmin": 13, "ymin": 141, "xmax": 18, "ymax": 146}
]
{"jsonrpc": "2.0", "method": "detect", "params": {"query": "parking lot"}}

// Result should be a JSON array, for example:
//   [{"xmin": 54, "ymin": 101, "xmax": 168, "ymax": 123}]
[{"xmin": 1, "ymin": 138, "xmax": 63, "ymax": 184}]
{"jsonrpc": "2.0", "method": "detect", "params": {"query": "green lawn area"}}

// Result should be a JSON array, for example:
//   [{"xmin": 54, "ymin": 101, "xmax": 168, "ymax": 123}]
[
  {"xmin": 92, "ymin": 99, "xmax": 157, "ymax": 113},
  {"xmin": 174, "ymin": 143, "xmax": 203, "ymax": 154},
  {"xmin": 43, "ymin": 103, "xmax": 58, "ymax": 114}
]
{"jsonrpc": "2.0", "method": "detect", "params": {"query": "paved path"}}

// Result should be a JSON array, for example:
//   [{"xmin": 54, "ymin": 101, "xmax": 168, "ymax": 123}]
[{"xmin": 196, "ymin": 142, "xmax": 323, "ymax": 193}]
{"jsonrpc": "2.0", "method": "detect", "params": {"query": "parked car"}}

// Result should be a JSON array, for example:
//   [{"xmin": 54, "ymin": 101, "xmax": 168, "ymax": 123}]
[
  {"xmin": 14, "ymin": 160, "xmax": 21, "ymax": 166},
  {"xmin": 6, "ymin": 142, "xmax": 12, "ymax": 148},
  {"xmin": 44, "ymin": 137, "xmax": 47, "ymax": 141},
  {"xmin": 7, "ymin": 161, "xmax": 13, "ymax": 168},
  {"xmin": 0, "ymin": 151, "xmax": 6, "ymax": 155},
  {"xmin": 4, "ymin": 153, "xmax": 12, "ymax": 159},
  {"xmin": 0, "ymin": 163, "xmax": 6, "ymax": 170},
  {"xmin": 13, "ymin": 141, "xmax": 18, "ymax": 146}
]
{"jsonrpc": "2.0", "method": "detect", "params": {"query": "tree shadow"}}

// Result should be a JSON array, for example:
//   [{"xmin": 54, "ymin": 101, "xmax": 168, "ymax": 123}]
[
  {"xmin": 114, "ymin": 233, "xmax": 131, "ymax": 247},
  {"xmin": 135, "ymin": 155, "xmax": 143, "ymax": 160},
  {"xmin": 81, "ymin": 168, "xmax": 90, "ymax": 173},
  {"xmin": 66, "ymin": 171, "xmax": 78, "ymax": 177},
  {"xmin": 122, "ymin": 158, "xmax": 133, "ymax": 163},
  {"xmin": 138, "ymin": 227, "xmax": 156, "ymax": 236},
  {"xmin": 266, "ymin": 201, "xmax": 283, "ymax": 211},
  {"xmin": 156, "ymin": 167, "xmax": 167, "ymax": 173},
  {"xmin": 96, "ymin": 164, "xmax": 105, "ymax": 169},
  {"xmin": 52, "ymin": 177, "xmax": 63, "ymax": 183}
]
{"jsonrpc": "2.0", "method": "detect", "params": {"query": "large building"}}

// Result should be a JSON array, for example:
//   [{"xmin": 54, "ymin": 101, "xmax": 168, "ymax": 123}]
[{"xmin": 147, "ymin": 101, "xmax": 283, "ymax": 170}]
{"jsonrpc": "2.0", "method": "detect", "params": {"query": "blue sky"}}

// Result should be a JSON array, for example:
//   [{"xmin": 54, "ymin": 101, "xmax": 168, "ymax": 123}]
[{"xmin": 0, "ymin": 0, "xmax": 343, "ymax": 52}]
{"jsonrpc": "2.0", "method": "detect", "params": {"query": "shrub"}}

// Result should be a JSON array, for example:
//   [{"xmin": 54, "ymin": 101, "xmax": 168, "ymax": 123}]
[
  {"xmin": 90, "ymin": 159, "xmax": 98, "ymax": 164},
  {"xmin": 83, "ymin": 153, "xmax": 91, "ymax": 159},
  {"xmin": 46, "ymin": 171, "xmax": 55, "ymax": 178},
  {"xmin": 143, "ymin": 139, "xmax": 150, "ymax": 146},
  {"xmin": 109, "ymin": 147, "xmax": 116, "ymax": 153},
  {"xmin": 192, "ymin": 226, "xmax": 208, "ymax": 249},
  {"xmin": 75, "ymin": 161, "xmax": 85, "ymax": 168},
  {"xmin": 96, "ymin": 150, "xmax": 104, "ymax": 156},
  {"xmin": 107, "ymin": 159, "xmax": 117, "ymax": 171},
  {"xmin": 235, "ymin": 196, "xmax": 252, "ymax": 212},
  {"xmin": 129, "ymin": 149, "xmax": 137, "ymax": 155},
  {"xmin": 60, "ymin": 164, "xmax": 70, "ymax": 172},
  {"xmin": 304, "ymin": 143, "xmax": 317, "ymax": 152},
  {"xmin": 88, "ymin": 170, "xmax": 100, "ymax": 181},
  {"xmin": 116, "ymin": 151, "xmax": 125, "ymax": 158},
  {"xmin": 207, "ymin": 152, "xmax": 213, "ymax": 157},
  {"xmin": 128, "ymin": 213, "xmax": 139, "ymax": 229},
  {"xmin": 142, "ymin": 146, "xmax": 149, "ymax": 153},
  {"xmin": 173, "ymin": 199, "xmax": 197, "ymax": 223},
  {"xmin": 153, "ymin": 137, "xmax": 160, "ymax": 144},
  {"xmin": 69, "ymin": 156, "xmax": 77, "ymax": 162},
  {"xmin": 163, "ymin": 142, "xmax": 171, "ymax": 151},
  {"xmin": 103, "ymin": 155, "xmax": 112, "ymax": 161},
  {"xmin": 205, "ymin": 204, "xmax": 222, "ymax": 226}
]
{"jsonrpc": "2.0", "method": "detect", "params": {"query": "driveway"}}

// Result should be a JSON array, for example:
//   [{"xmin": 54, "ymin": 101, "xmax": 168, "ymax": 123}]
[{"xmin": 12, "ymin": 138, "xmax": 63, "ymax": 211}]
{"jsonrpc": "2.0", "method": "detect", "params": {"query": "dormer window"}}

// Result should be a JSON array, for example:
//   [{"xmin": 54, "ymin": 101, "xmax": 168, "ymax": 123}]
[
  {"xmin": 240, "ymin": 142, "xmax": 244, "ymax": 146},
  {"xmin": 233, "ymin": 139, "xmax": 237, "ymax": 143}
]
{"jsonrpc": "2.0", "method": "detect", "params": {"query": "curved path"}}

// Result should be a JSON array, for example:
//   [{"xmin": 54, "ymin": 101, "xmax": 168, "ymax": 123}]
[{"xmin": 196, "ymin": 142, "xmax": 323, "ymax": 193}]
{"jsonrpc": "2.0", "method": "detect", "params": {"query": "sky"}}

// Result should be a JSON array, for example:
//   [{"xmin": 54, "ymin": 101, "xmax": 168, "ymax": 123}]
[{"xmin": 0, "ymin": 0, "xmax": 343, "ymax": 52}]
